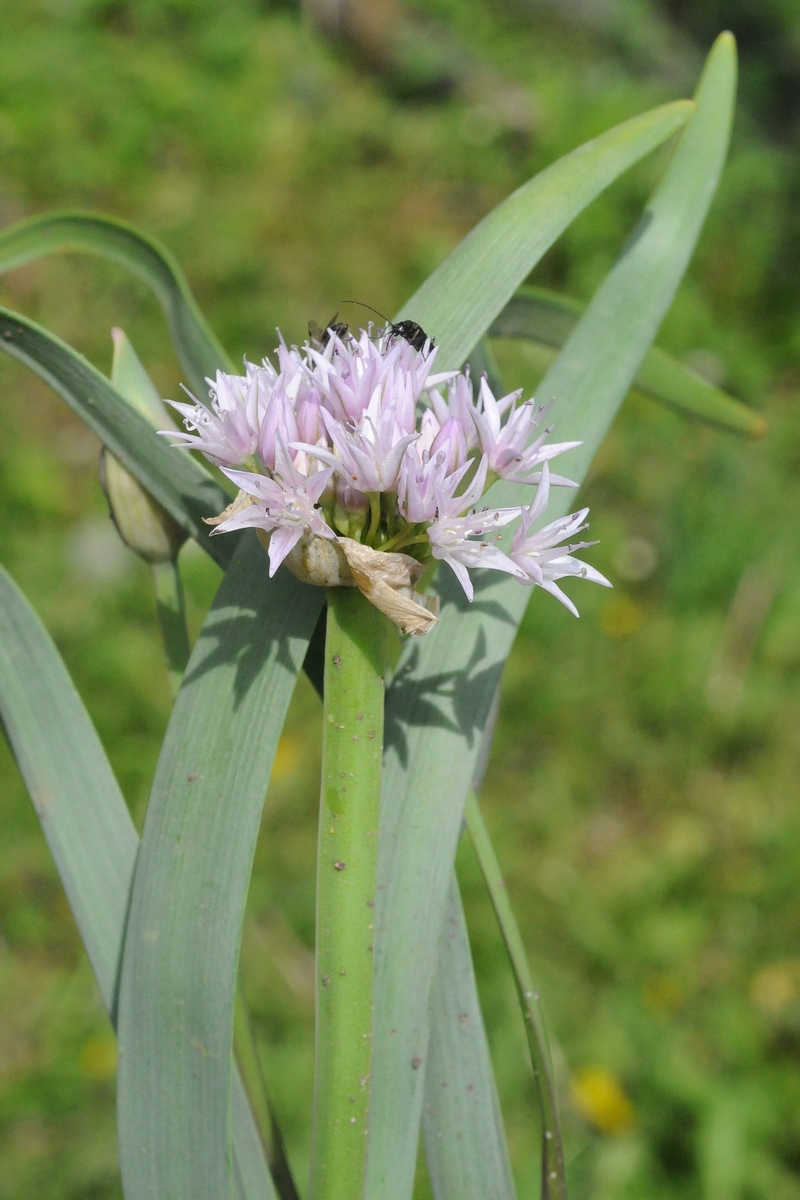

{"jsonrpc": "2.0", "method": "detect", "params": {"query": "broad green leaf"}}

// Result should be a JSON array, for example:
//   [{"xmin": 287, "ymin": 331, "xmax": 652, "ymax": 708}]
[
  {"xmin": 0, "ymin": 563, "xmax": 277, "ymax": 1200},
  {"xmin": 0, "ymin": 305, "xmax": 233, "ymax": 567},
  {"xmin": 489, "ymin": 287, "xmax": 766, "ymax": 438},
  {"xmin": 0, "ymin": 564, "xmax": 138, "ymax": 1015},
  {"xmin": 395, "ymin": 99, "xmax": 693, "ymax": 370},
  {"xmin": 116, "ymin": 533, "xmax": 324, "ymax": 1200},
  {"xmin": 369, "ymin": 34, "xmax": 736, "ymax": 1200},
  {"xmin": 422, "ymin": 877, "xmax": 516, "ymax": 1200},
  {"xmin": 0, "ymin": 210, "xmax": 232, "ymax": 397}
]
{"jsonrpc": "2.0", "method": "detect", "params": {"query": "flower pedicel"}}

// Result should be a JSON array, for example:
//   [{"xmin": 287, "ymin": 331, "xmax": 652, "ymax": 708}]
[{"xmin": 164, "ymin": 322, "xmax": 611, "ymax": 633}]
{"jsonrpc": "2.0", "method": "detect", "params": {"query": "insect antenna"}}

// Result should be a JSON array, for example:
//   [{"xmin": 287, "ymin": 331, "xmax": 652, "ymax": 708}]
[{"xmin": 340, "ymin": 300, "xmax": 392, "ymax": 332}]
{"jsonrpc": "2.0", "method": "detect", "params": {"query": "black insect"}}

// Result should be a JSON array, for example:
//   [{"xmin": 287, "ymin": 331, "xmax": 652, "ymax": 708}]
[
  {"xmin": 308, "ymin": 313, "xmax": 350, "ymax": 349},
  {"xmin": 385, "ymin": 319, "xmax": 431, "ymax": 353},
  {"xmin": 341, "ymin": 302, "xmax": 434, "ymax": 352}
]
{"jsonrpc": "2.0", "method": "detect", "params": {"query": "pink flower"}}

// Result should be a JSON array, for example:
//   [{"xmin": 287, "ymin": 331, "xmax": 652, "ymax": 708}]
[
  {"xmin": 509, "ymin": 464, "xmax": 611, "ymax": 616},
  {"xmin": 163, "ymin": 368, "xmax": 268, "ymax": 467},
  {"xmin": 215, "ymin": 436, "xmax": 335, "ymax": 576},
  {"xmin": 166, "ymin": 322, "xmax": 608, "ymax": 620},
  {"xmin": 470, "ymin": 376, "xmax": 580, "ymax": 486},
  {"xmin": 427, "ymin": 504, "xmax": 524, "ymax": 601},
  {"xmin": 294, "ymin": 391, "xmax": 420, "ymax": 494},
  {"xmin": 425, "ymin": 457, "xmax": 524, "ymax": 600}
]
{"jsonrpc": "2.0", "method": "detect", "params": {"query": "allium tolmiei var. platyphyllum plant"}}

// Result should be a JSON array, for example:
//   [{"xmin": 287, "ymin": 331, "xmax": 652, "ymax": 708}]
[{"xmin": 0, "ymin": 32, "xmax": 764, "ymax": 1200}]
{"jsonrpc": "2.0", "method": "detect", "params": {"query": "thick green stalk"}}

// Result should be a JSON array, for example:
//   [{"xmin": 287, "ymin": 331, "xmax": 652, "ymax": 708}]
[
  {"xmin": 150, "ymin": 559, "xmax": 191, "ymax": 698},
  {"xmin": 311, "ymin": 587, "xmax": 385, "ymax": 1200},
  {"xmin": 465, "ymin": 791, "xmax": 567, "ymax": 1200}
]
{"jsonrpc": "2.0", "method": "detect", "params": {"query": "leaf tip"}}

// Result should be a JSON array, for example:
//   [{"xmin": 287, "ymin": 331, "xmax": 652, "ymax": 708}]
[
  {"xmin": 705, "ymin": 30, "xmax": 738, "ymax": 79},
  {"xmin": 715, "ymin": 30, "xmax": 738, "ymax": 56}
]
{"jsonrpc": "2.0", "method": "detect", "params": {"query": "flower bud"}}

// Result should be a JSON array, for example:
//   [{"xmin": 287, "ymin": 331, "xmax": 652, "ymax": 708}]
[
  {"xmin": 97, "ymin": 327, "xmax": 188, "ymax": 564},
  {"xmin": 99, "ymin": 448, "xmax": 187, "ymax": 564}
]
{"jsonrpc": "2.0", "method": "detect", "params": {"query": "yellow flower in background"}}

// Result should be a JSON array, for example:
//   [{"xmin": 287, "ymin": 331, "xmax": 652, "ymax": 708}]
[
  {"xmin": 572, "ymin": 1066, "xmax": 634, "ymax": 1135},
  {"xmin": 272, "ymin": 734, "xmax": 302, "ymax": 782},
  {"xmin": 750, "ymin": 959, "xmax": 800, "ymax": 1015},
  {"xmin": 599, "ymin": 595, "xmax": 643, "ymax": 638},
  {"xmin": 79, "ymin": 1034, "xmax": 116, "ymax": 1082}
]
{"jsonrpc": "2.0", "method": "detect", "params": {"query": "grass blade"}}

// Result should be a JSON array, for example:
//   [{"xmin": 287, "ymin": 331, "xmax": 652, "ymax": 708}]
[
  {"xmin": 422, "ymin": 876, "xmax": 516, "ymax": 1200},
  {"xmin": 396, "ymin": 100, "xmax": 693, "ymax": 370},
  {"xmin": 116, "ymin": 532, "xmax": 324, "ymax": 1200},
  {"xmin": 369, "ymin": 34, "xmax": 736, "ymax": 1200},
  {"xmin": 0, "ymin": 563, "xmax": 277, "ymax": 1200},
  {"xmin": 464, "ymin": 793, "xmax": 564, "ymax": 1199},
  {"xmin": 420, "ymin": 694, "xmax": 519, "ymax": 1200},
  {"xmin": 0, "ymin": 305, "xmax": 233, "ymax": 566},
  {"xmin": 490, "ymin": 286, "xmax": 766, "ymax": 437},
  {"xmin": 0, "ymin": 210, "xmax": 233, "ymax": 397}
]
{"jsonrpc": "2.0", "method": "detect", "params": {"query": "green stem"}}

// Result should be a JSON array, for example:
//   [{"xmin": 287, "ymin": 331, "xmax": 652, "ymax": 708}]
[
  {"xmin": 465, "ymin": 792, "xmax": 567, "ymax": 1200},
  {"xmin": 366, "ymin": 492, "xmax": 382, "ymax": 545},
  {"xmin": 310, "ymin": 588, "xmax": 385, "ymax": 1200},
  {"xmin": 378, "ymin": 522, "xmax": 415, "ymax": 553},
  {"xmin": 233, "ymin": 992, "xmax": 300, "ymax": 1200},
  {"xmin": 381, "ymin": 533, "xmax": 429, "ymax": 554},
  {"xmin": 149, "ymin": 559, "xmax": 191, "ymax": 698}
]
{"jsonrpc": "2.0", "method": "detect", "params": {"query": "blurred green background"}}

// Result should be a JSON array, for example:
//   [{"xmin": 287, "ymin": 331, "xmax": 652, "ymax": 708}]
[{"xmin": 1, "ymin": 1, "xmax": 800, "ymax": 1197}]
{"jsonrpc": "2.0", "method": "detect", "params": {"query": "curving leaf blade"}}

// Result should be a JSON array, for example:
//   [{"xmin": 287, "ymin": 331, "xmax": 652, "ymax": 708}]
[
  {"xmin": 0, "ymin": 305, "xmax": 233, "ymax": 565},
  {"xmin": 490, "ymin": 286, "xmax": 765, "ymax": 438},
  {"xmin": 0, "ymin": 210, "xmax": 232, "ymax": 397},
  {"xmin": 396, "ymin": 100, "xmax": 693, "ymax": 370}
]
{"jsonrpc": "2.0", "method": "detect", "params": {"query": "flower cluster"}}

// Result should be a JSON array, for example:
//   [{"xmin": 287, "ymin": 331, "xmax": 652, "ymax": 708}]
[{"xmin": 164, "ymin": 324, "xmax": 610, "ymax": 629}]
